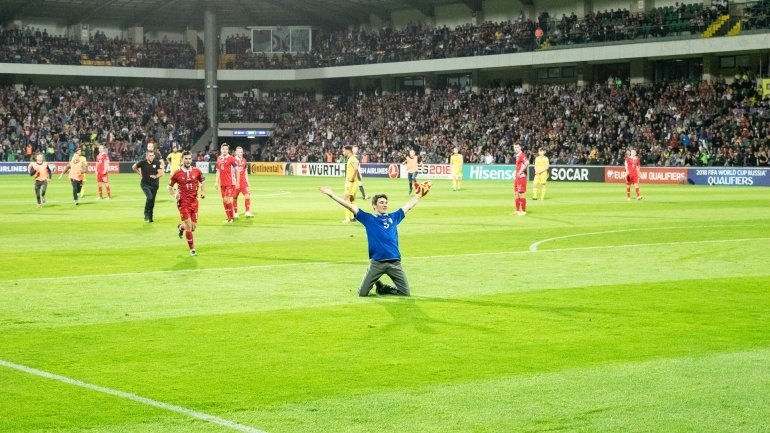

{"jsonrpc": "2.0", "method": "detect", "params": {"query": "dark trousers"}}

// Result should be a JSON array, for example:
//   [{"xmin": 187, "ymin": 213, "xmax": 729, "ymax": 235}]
[
  {"xmin": 358, "ymin": 259, "xmax": 410, "ymax": 297},
  {"xmin": 70, "ymin": 179, "xmax": 82, "ymax": 201},
  {"xmin": 35, "ymin": 180, "xmax": 48, "ymax": 204},
  {"xmin": 407, "ymin": 172, "xmax": 417, "ymax": 193},
  {"xmin": 141, "ymin": 183, "xmax": 159, "ymax": 220}
]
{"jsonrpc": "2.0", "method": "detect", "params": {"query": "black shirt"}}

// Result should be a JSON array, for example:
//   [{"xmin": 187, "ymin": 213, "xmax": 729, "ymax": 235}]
[{"xmin": 135, "ymin": 159, "xmax": 162, "ymax": 187}]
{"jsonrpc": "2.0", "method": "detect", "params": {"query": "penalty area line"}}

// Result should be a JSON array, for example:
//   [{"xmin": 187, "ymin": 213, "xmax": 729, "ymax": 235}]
[{"xmin": 0, "ymin": 359, "xmax": 268, "ymax": 433}]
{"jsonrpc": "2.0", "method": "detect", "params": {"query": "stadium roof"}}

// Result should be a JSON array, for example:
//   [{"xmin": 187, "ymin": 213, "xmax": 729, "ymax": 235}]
[{"xmin": 0, "ymin": 0, "xmax": 515, "ymax": 30}]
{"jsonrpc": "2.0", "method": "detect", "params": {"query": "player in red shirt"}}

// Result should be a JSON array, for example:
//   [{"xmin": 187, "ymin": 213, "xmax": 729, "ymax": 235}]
[
  {"xmin": 513, "ymin": 142, "xmax": 529, "ymax": 215},
  {"xmin": 96, "ymin": 144, "xmax": 112, "ymax": 200},
  {"xmin": 625, "ymin": 148, "xmax": 643, "ymax": 201},
  {"xmin": 232, "ymin": 146, "xmax": 254, "ymax": 218},
  {"xmin": 214, "ymin": 143, "xmax": 240, "ymax": 223},
  {"xmin": 168, "ymin": 151, "xmax": 206, "ymax": 256}
]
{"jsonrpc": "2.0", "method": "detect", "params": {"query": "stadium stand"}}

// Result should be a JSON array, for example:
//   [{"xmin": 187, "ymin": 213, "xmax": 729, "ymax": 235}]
[
  {"xmin": 0, "ymin": 85, "xmax": 206, "ymax": 162},
  {"xmin": 219, "ymin": 79, "xmax": 769, "ymax": 167}
]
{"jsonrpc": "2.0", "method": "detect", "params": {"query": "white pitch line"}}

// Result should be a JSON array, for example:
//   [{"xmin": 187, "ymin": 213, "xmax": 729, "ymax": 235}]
[
  {"xmin": 528, "ymin": 223, "xmax": 766, "ymax": 252},
  {"xmin": 532, "ymin": 237, "xmax": 770, "ymax": 253},
  {"xmin": 0, "ymin": 358, "xmax": 268, "ymax": 433}
]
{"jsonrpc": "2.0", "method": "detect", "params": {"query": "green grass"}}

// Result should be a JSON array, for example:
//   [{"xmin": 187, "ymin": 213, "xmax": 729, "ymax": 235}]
[{"xmin": 1, "ymin": 174, "xmax": 769, "ymax": 433}]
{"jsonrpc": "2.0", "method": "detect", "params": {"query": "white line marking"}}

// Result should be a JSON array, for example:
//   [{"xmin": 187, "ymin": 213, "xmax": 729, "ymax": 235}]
[
  {"xmin": 528, "ymin": 224, "xmax": 765, "ymax": 252},
  {"xmin": 532, "ymin": 237, "xmax": 770, "ymax": 253},
  {"xmin": 0, "ymin": 358, "xmax": 268, "ymax": 433},
  {"xmin": 7, "ymin": 237, "xmax": 770, "ymax": 284}
]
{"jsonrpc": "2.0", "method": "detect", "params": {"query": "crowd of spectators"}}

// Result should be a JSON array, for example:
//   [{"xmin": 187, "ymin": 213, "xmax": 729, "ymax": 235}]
[
  {"xmin": 0, "ymin": 85, "xmax": 207, "ymax": 162},
  {"xmin": 227, "ymin": 1, "xmax": 749, "ymax": 69},
  {"xmin": 4, "ymin": 1, "xmax": 767, "ymax": 70},
  {"xmin": 0, "ymin": 27, "xmax": 196, "ymax": 68},
  {"xmin": 219, "ymin": 78, "xmax": 770, "ymax": 168}
]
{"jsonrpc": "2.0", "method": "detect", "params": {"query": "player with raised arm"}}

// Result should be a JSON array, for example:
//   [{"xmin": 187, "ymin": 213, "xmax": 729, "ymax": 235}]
[
  {"xmin": 28, "ymin": 153, "xmax": 51, "ymax": 208},
  {"xmin": 96, "ymin": 144, "xmax": 112, "ymax": 200},
  {"xmin": 233, "ymin": 146, "xmax": 254, "ymax": 218},
  {"xmin": 532, "ymin": 147, "xmax": 549, "ymax": 200},
  {"xmin": 513, "ymin": 142, "xmax": 529, "ymax": 215},
  {"xmin": 342, "ymin": 145, "xmax": 360, "ymax": 223},
  {"xmin": 214, "ymin": 143, "xmax": 239, "ymax": 223},
  {"xmin": 168, "ymin": 151, "xmax": 206, "ymax": 256},
  {"xmin": 625, "ymin": 148, "xmax": 643, "ymax": 201},
  {"xmin": 319, "ymin": 180, "xmax": 430, "ymax": 297},
  {"xmin": 450, "ymin": 147, "xmax": 463, "ymax": 191}
]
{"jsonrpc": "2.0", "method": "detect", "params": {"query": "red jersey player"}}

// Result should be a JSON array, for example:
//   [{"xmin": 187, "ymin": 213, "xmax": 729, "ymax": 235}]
[
  {"xmin": 96, "ymin": 144, "xmax": 112, "ymax": 200},
  {"xmin": 214, "ymin": 143, "xmax": 239, "ymax": 223},
  {"xmin": 625, "ymin": 148, "xmax": 643, "ymax": 201},
  {"xmin": 233, "ymin": 146, "xmax": 254, "ymax": 218},
  {"xmin": 168, "ymin": 151, "xmax": 206, "ymax": 256},
  {"xmin": 513, "ymin": 142, "xmax": 530, "ymax": 215}
]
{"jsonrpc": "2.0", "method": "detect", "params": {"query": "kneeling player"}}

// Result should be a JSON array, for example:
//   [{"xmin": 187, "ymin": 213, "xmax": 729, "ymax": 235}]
[{"xmin": 168, "ymin": 151, "xmax": 206, "ymax": 256}]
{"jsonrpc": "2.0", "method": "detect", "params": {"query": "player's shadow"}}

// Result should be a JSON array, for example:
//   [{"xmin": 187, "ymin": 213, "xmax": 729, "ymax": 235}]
[
  {"xmin": 170, "ymin": 254, "xmax": 200, "ymax": 271},
  {"xmin": 378, "ymin": 297, "xmax": 495, "ymax": 334}
]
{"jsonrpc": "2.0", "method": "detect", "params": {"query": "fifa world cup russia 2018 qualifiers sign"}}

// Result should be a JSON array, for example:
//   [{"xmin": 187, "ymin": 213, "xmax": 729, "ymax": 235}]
[{"xmin": 688, "ymin": 167, "xmax": 770, "ymax": 186}]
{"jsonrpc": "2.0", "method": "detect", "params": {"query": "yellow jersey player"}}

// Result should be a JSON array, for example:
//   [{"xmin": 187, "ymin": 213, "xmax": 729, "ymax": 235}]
[
  {"xmin": 450, "ymin": 147, "xmax": 463, "ymax": 191},
  {"xmin": 166, "ymin": 145, "xmax": 183, "ymax": 173},
  {"xmin": 342, "ymin": 145, "xmax": 360, "ymax": 223},
  {"xmin": 532, "ymin": 147, "xmax": 549, "ymax": 200}
]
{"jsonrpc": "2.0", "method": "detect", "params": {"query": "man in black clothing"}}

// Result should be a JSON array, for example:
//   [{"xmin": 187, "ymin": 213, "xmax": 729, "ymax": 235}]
[{"xmin": 132, "ymin": 149, "xmax": 164, "ymax": 222}]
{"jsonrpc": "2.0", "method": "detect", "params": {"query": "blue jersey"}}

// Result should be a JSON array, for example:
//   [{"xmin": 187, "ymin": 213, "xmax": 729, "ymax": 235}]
[{"xmin": 354, "ymin": 208, "xmax": 405, "ymax": 261}]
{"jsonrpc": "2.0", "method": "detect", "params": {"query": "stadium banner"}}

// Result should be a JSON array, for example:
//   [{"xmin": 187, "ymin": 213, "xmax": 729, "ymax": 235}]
[
  {"xmin": 359, "ymin": 163, "xmax": 392, "ymax": 178},
  {"xmin": 604, "ymin": 166, "xmax": 687, "ymax": 184},
  {"xmin": 0, "ymin": 162, "xmax": 31, "ymax": 175},
  {"xmin": 292, "ymin": 162, "xmax": 345, "ymax": 177},
  {"xmin": 416, "ymin": 163, "xmax": 453, "ymax": 180},
  {"xmin": 387, "ymin": 164, "xmax": 401, "ymax": 179},
  {"xmin": 525, "ymin": 165, "xmax": 605, "ymax": 182},
  {"xmin": 195, "ymin": 162, "xmax": 210, "ymax": 173},
  {"xmin": 687, "ymin": 167, "xmax": 770, "ymax": 186},
  {"xmin": 249, "ymin": 162, "xmax": 285, "ymax": 176},
  {"xmin": 464, "ymin": 164, "xmax": 516, "ymax": 180},
  {"xmin": 49, "ymin": 162, "xmax": 121, "ymax": 174}
]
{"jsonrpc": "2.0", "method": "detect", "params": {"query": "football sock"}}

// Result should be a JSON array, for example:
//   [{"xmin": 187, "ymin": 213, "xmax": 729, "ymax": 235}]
[
  {"xmin": 626, "ymin": 186, "xmax": 631, "ymax": 198},
  {"xmin": 225, "ymin": 202, "xmax": 234, "ymax": 219},
  {"xmin": 98, "ymin": 186, "xmax": 103, "ymax": 198},
  {"xmin": 344, "ymin": 207, "xmax": 353, "ymax": 221},
  {"xmin": 635, "ymin": 187, "xmax": 640, "ymax": 197},
  {"xmin": 522, "ymin": 198, "xmax": 527, "ymax": 212},
  {"xmin": 185, "ymin": 231, "xmax": 194, "ymax": 249},
  {"xmin": 541, "ymin": 186, "xmax": 546, "ymax": 200},
  {"xmin": 452, "ymin": 179, "xmax": 457, "ymax": 190},
  {"xmin": 106, "ymin": 186, "xmax": 111, "ymax": 198},
  {"xmin": 245, "ymin": 198, "xmax": 251, "ymax": 212},
  {"xmin": 233, "ymin": 199, "xmax": 239, "ymax": 214},
  {"xmin": 515, "ymin": 198, "xmax": 521, "ymax": 212},
  {"xmin": 359, "ymin": 185, "xmax": 366, "ymax": 197}
]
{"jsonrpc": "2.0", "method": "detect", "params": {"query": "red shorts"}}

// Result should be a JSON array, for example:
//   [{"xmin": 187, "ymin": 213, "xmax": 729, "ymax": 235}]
[
  {"xmin": 626, "ymin": 175, "xmax": 639, "ymax": 184},
  {"xmin": 514, "ymin": 177, "xmax": 527, "ymax": 193},
  {"xmin": 220, "ymin": 185, "xmax": 235, "ymax": 198},
  {"xmin": 177, "ymin": 199, "xmax": 199, "ymax": 223},
  {"xmin": 97, "ymin": 173, "xmax": 109, "ymax": 183},
  {"xmin": 233, "ymin": 184, "xmax": 250, "ymax": 197}
]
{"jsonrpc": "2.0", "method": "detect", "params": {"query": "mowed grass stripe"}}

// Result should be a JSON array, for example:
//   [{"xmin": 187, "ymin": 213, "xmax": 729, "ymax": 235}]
[
  {"xmin": 251, "ymin": 348, "xmax": 770, "ymax": 433},
  {"xmin": 1, "ymin": 239, "xmax": 768, "ymax": 329},
  {"xmin": 1, "ymin": 277, "xmax": 768, "ymax": 407}
]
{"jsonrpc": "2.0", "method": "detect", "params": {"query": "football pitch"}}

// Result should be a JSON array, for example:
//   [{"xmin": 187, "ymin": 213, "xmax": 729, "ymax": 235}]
[{"xmin": 1, "ymin": 174, "xmax": 769, "ymax": 433}]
